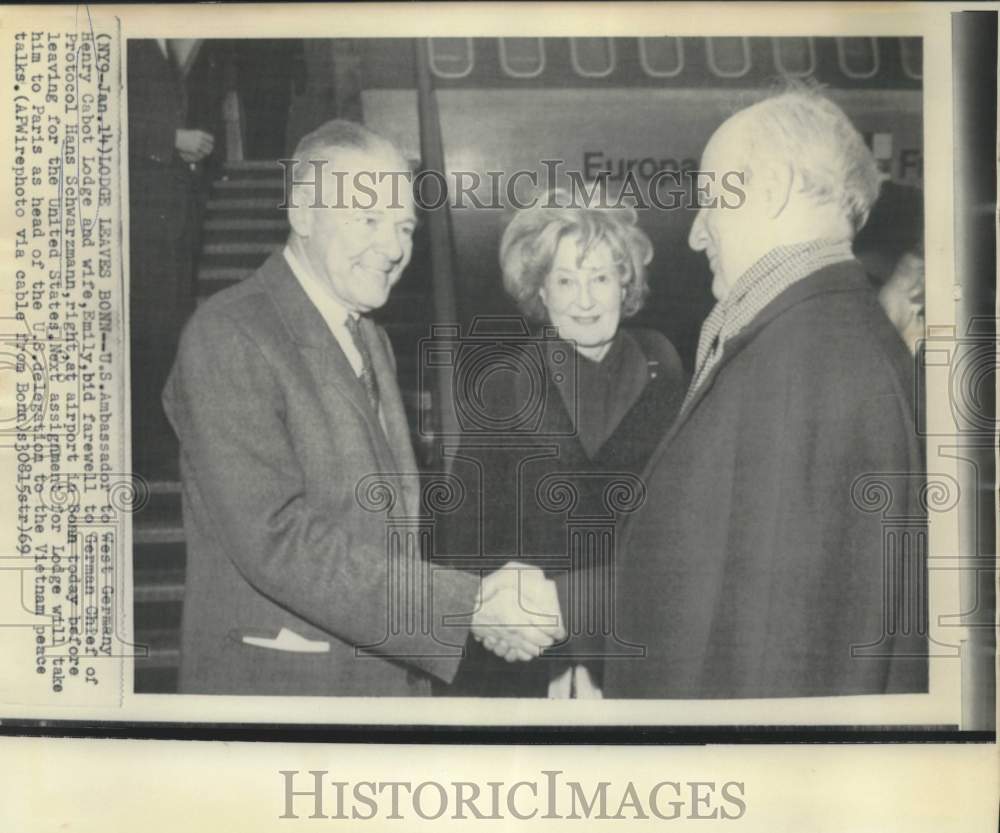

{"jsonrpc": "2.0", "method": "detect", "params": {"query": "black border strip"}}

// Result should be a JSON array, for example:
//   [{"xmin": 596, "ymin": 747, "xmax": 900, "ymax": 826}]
[{"xmin": 0, "ymin": 721, "xmax": 992, "ymax": 745}]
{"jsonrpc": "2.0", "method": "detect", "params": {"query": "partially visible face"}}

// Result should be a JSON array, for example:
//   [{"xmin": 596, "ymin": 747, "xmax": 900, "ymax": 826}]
[
  {"xmin": 540, "ymin": 236, "xmax": 626, "ymax": 353},
  {"xmin": 688, "ymin": 115, "xmax": 764, "ymax": 301},
  {"xmin": 297, "ymin": 146, "xmax": 416, "ymax": 313},
  {"xmin": 878, "ymin": 252, "xmax": 925, "ymax": 354}
]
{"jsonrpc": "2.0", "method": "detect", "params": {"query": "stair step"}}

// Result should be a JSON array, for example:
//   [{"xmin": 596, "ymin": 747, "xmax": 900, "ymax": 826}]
[
  {"xmin": 135, "ymin": 575, "xmax": 185, "ymax": 604},
  {"xmin": 132, "ymin": 633, "xmax": 181, "ymax": 667},
  {"xmin": 134, "ymin": 524, "xmax": 185, "ymax": 545},
  {"xmin": 134, "ymin": 667, "xmax": 179, "ymax": 692},
  {"xmin": 134, "ymin": 540, "xmax": 186, "ymax": 574},
  {"xmin": 203, "ymin": 230, "xmax": 287, "ymax": 248},
  {"xmin": 135, "ymin": 601, "xmax": 184, "ymax": 620},
  {"xmin": 148, "ymin": 480, "xmax": 181, "ymax": 494},
  {"xmin": 134, "ymin": 600, "xmax": 183, "ymax": 631},
  {"xmin": 204, "ymin": 218, "xmax": 288, "ymax": 232},
  {"xmin": 209, "ymin": 185, "xmax": 287, "ymax": 202},
  {"xmin": 198, "ymin": 251, "xmax": 273, "ymax": 271},
  {"xmin": 214, "ymin": 177, "xmax": 285, "ymax": 191},
  {"xmin": 147, "ymin": 647, "xmax": 180, "ymax": 665},
  {"xmin": 199, "ymin": 266, "xmax": 254, "ymax": 283},
  {"xmin": 206, "ymin": 197, "xmax": 286, "ymax": 212},
  {"xmin": 225, "ymin": 160, "xmax": 287, "ymax": 173},
  {"xmin": 132, "ymin": 490, "xmax": 181, "ymax": 529},
  {"xmin": 135, "ymin": 649, "xmax": 180, "ymax": 670},
  {"xmin": 203, "ymin": 241, "xmax": 282, "ymax": 257}
]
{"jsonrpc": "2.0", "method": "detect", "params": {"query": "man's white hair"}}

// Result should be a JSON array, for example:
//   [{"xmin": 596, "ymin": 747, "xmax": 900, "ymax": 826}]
[{"xmin": 737, "ymin": 84, "xmax": 881, "ymax": 234}]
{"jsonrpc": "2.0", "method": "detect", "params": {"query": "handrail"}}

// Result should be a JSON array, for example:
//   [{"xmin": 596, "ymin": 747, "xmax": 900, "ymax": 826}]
[{"xmin": 414, "ymin": 38, "xmax": 460, "ymax": 471}]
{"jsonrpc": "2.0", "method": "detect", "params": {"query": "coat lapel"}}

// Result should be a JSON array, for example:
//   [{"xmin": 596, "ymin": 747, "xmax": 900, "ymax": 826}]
[
  {"xmin": 262, "ymin": 252, "xmax": 408, "ymax": 481},
  {"xmin": 362, "ymin": 318, "xmax": 422, "ymax": 516},
  {"xmin": 264, "ymin": 252, "xmax": 370, "ymax": 412},
  {"xmin": 653, "ymin": 262, "xmax": 871, "ymax": 459}
]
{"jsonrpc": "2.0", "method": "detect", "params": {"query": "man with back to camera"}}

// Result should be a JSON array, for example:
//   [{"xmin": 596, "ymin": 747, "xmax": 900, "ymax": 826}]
[
  {"xmin": 604, "ymin": 86, "xmax": 928, "ymax": 699},
  {"xmin": 163, "ymin": 119, "xmax": 564, "ymax": 695}
]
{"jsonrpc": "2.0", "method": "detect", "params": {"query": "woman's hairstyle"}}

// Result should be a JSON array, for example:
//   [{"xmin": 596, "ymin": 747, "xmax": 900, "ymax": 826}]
[{"xmin": 499, "ymin": 191, "xmax": 654, "ymax": 321}]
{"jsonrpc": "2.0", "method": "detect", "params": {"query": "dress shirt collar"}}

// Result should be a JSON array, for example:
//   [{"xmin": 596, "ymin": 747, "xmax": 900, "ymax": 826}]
[
  {"xmin": 283, "ymin": 245, "xmax": 358, "ymax": 329},
  {"xmin": 283, "ymin": 245, "xmax": 364, "ymax": 376},
  {"xmin": 684, "ymin": 237, "xmax": 854, "ymax": 407}
]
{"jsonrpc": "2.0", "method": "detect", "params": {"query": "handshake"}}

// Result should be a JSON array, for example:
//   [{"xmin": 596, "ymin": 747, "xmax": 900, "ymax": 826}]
[{"xmin": 469, "ymin": 562, "xmax": 565, "ymax": 662}]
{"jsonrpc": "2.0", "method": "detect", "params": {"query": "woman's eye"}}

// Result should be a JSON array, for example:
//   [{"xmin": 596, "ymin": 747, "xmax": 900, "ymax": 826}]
[{"xmin": 594, "ymin": 273, "xmax": 609, "ymax": 284}]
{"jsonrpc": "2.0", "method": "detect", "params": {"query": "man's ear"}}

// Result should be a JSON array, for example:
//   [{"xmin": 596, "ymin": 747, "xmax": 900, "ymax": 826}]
[{"xmin": 759, "ymin": 159, "xmax": 794, "ymax": 220}]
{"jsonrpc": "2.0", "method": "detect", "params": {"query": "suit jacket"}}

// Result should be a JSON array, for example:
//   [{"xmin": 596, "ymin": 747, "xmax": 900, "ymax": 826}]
[
  {"xmin": 163, "ymin": 251, "xmax": 479, "ymax": 695},
  {"xmin": 604, "ymin": 261, "xmax": 929, "ymax": 699}
]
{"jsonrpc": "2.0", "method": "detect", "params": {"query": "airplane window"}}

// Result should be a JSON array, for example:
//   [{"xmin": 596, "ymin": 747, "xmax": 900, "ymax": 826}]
[
  {"xmin": 639, "ymin": 37, "xmax": 684, "ymax": 78},
  {"xmin": 900, "ymin": 37, "xmax": 923, "ymax": 80},
  {"xmin": 499, "ymin": 38, "xmax": 546, "ymax": 78},
  {"xmin": 707, "ymin": 37, "xmax": 751, "ymax": 78},
  {"xmin": 837, "ymin": 37, "xmax": 880, "ymax": 79},
  {"xmin": 428, "ymin": 38, "xmax": 475, "ymax": 79},
  {"xmin": 772, "ymin": 37, "xmax": 816, "ymax": 77},
  {"xmin": 570, "ymin": 38, "xmax": 616, "ymax": 78}
]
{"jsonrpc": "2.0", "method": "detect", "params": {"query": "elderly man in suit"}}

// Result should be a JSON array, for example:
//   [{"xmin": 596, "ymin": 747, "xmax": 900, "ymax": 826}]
[
  {"xmin": 163, "ymin": 120, "xmax": 563, "ymax": 696},
  {"xmin": 604, "ymin": 87, "xmax": 927, "ymax": 699}
]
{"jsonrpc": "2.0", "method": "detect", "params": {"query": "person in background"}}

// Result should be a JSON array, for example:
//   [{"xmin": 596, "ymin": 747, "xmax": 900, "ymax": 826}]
[
  {"xmin": 854, "ymin": 182, "xmax": 925, "ymax": 356},
  {"xmin": 127, "ymin": 39, "xmax": 215, "ymax": 479},
  {"xmin": 235, "ymin": 39, "xmax": 307, "ymax": 159},
  {"xmin": 877, "ymin": 247, "xmax": 925, "ymax": 356},
  {"xmin": 440, "ymin": 193, "xmax": 686, "ymax": 698}
]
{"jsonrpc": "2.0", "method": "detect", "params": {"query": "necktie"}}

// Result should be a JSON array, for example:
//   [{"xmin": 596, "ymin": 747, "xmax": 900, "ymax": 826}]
[{"xmin": 344, "ymin": 315, "xmax": 380, "ymax": 417}]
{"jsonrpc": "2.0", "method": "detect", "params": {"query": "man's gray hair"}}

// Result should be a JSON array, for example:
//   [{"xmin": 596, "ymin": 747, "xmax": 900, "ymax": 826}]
[
  {"xmin": 287, "ymin": 119, "xmax": 407, "ymax": 203},
  {"xmin": 738, "ymin": 84, "xmax": 881, "ymax": 233}
]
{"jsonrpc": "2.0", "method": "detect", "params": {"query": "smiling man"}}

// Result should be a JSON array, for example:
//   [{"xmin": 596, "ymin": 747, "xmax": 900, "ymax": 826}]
[
  {"xmin": 604, "ymin": 87, "xmax": 928, "ymax": 699},
  {"xmin": 163, "ymin": 120, "xmax": 564, "ymax": 696}
]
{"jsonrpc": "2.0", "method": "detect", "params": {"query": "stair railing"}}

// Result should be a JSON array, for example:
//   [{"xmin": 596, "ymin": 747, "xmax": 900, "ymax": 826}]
[
  {"xmin": 223, "ymin": 89, "xmax": 244, "ymax": 163},
  {"xmin": 414, "ymin": 39, "xmax": 460, "ymax": 471}
]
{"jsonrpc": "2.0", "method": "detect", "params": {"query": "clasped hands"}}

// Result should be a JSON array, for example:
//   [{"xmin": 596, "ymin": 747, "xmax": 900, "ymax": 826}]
[
  {"xmin": 175, "ymin": 128, "xmax": 215, "ymax": 164},
  {"xmin": 470, "ymin": 562, "xmax": 565, "ymax": 662}
]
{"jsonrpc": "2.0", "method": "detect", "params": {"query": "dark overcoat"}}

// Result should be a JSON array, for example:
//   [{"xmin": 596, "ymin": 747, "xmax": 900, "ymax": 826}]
[
  {"xmin": 127, "ymin": 40, "xmax": 203, "ymax": 474},
  {"xmin": 163, "ymin": 252, "xmax": 479, "ymax": 695},
  {"xmin": 604, "ymin": 262, "xmax": 928, "ymax": 699}
]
